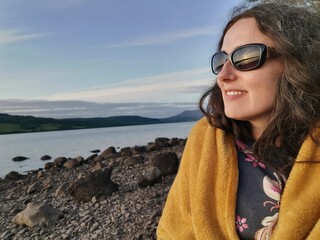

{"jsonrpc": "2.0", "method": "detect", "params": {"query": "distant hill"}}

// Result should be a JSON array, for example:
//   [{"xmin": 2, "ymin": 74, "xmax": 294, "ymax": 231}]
[
  {"xmin": 0, "ymin": 110, "xmax": 202, "ymax": 134},
  {"xmin": 161, "ymin": 110, "xmax": 203, "ymax": 123}
]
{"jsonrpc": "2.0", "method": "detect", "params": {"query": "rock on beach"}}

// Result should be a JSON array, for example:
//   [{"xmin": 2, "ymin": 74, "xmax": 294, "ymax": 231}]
[
  {"xmin": 41, "ymin": 155, "xmax": 52, "ymax": 161},
  {"xmin": 12, "ymin": 202, "xmax": 63, "ymax": 227},
  {"xmin": 0, "ymin": 137, "xmax": 186, "ymax": 239},
  {"xmin": 12, "ymin": 156, "xmax": 29, "ymax": 161}
]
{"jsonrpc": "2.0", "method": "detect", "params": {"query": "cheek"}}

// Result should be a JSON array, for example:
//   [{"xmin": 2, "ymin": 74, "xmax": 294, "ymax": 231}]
[
  {"xmin": 252, "ymin": 80, "xmax": 278, "ymax": 107},
  {"xmin": 257, "ymin": 83, "xmax": 276, "ymax": 96},
  {"xmin": 217, "ymin": 79, "xmax": 222, "ymax": 90}
]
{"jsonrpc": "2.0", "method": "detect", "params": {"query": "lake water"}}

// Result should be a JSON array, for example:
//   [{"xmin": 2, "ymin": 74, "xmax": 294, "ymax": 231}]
[{"xmin": 0, "ymin": 121, "xmax": 196, "ymax": 178}]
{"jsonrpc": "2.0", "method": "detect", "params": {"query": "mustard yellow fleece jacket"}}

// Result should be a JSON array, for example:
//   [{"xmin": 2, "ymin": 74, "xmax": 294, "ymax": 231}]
[{"xmin": 157, "ymin": 118, "xmax": 320, "ymax": 240}]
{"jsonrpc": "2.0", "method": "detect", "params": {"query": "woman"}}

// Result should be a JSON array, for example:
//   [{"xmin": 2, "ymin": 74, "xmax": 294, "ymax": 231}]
[{"xmin": 157, "ymin": 2, "xmax": 320, "ymax": 240}]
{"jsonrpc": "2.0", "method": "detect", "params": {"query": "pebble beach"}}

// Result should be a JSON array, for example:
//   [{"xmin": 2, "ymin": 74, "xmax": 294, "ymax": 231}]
[{"xmin": 0, "ymin": 137, "xmax": 185, "ymax": 240}]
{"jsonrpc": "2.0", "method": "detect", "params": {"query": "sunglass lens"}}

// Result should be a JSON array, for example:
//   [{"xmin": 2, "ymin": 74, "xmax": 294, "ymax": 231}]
[
  {"xmin": 212, "ymin": 52, "xmax": 226, "ymax": 74},
  {"xmin": 232, "ymin": 46, "xmax": 261, "ymax": 71}
]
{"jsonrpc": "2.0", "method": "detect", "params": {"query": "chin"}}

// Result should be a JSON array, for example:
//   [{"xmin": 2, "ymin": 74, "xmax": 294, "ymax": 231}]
[{"xmin": 225, "ymin": 112, "xmax": 246, "ymax": 121}]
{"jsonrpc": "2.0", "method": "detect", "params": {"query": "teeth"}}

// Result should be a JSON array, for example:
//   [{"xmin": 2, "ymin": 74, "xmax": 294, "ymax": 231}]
[{"xmin": 226, "ymin": 91, "xmax": 246, "ymax": 96}]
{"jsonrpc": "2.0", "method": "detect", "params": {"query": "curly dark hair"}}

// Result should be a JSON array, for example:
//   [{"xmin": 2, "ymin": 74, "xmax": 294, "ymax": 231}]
[{"xmin": 199, "ymin": 2, "xmax": 320, "ymax": 176}]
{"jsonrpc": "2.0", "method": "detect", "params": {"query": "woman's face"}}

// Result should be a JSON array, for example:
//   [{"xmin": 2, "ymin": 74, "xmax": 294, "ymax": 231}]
[{"xmin": 217, "ymin": 17, "xmax": 284, "ymax": 138}]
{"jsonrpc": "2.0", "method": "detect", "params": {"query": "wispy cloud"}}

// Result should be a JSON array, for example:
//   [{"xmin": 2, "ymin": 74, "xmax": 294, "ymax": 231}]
[
  {"xmin": 0, "ymin": 29, "xmax": 50, "ymax": 45},
  {"xmin": 107, "ymin": 26, "xmax": 218, "ymax": 48},
  {"xmin": 37, "ymin": 0, "xmax": 90, "ymax": 9},
  {"xmin": 44, "ymin": 68, "xmax": 214, "ymax": 103}
]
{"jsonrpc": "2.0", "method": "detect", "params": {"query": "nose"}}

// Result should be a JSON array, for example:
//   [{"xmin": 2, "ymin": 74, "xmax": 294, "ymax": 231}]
[{"xmin": 217, "ymin": 60, "xmax": 236, "ymax": 82}]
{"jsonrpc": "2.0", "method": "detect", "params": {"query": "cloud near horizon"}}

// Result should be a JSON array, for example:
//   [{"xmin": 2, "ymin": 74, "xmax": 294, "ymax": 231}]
[
  {"xmin": 1, "ymin": 99, "xmax": 198, "ymax": 119},
  {"xmin": 0, "ymin": 67, "xmax": 214, "ymax": 118},
  {"xmin": 44, "ymin": 68, "xmax": 214, "ymax": 103}
]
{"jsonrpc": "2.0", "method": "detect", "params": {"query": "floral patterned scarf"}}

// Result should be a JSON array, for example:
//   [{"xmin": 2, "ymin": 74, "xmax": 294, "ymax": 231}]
[{"xmin": 235, "ymin": 139, "xmax": 287, "ymax": 240}]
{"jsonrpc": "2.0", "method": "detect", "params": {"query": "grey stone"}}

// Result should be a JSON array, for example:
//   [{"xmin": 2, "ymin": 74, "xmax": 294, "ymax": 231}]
[
  {"xmin": 101, "ymin": 147, "xmax": 117, "ymax": 159},
  {"xmin": 69, "ymin": 168, "xmax": 119, "ymax": 202},
  {"xmin": 63, "ymin": 159, "xmax": 80, "ymax": 169},
  {"xmin": 137, "ymin": 166, "xmax": 162, "ymax": 187},
  {"xmin": 12, "ymin": 202, "xmax": 63, "ymax": 227},
  {"xmin": 5, "ymin": 171, "xmax": 25, "ymax": 181},
  {"xmin": 150, "ymin": 151, "xmax": 179, "ymax": 175},
  {"xmin": 53, "ymin": 157, "xmax": 67, "ymax": 167}
]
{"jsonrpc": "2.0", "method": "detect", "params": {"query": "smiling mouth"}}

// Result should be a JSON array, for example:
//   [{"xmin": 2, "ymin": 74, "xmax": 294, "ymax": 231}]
[{"xmin": 225, "ymin": 91, "xmax": 247, "ymax": 96}]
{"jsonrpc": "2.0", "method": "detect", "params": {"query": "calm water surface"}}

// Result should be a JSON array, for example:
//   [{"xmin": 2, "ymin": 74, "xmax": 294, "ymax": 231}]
[{"xmin": 0, "ymin": 121, "xmax": 196, "ymax": 178}]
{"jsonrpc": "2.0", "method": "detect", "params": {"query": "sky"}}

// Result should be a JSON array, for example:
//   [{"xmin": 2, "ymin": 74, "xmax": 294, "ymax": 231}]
[{"xmin": 0, "ymin": 0, "xmax": 245, "ymax": 118}]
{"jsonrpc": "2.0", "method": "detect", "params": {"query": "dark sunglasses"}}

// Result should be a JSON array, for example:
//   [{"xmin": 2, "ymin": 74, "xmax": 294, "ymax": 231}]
[{"xmin": 211, "ymin": 43, "xmax": 276, "ymax": 75}]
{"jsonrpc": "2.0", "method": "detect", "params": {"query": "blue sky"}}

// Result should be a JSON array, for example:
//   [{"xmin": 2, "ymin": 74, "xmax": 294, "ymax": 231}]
[{"xmin": 0, "ymin": 0, "xmax": 244, "ymax": 118}]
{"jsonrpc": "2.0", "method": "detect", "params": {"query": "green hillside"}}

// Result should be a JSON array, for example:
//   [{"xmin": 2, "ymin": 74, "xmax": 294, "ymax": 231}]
[{"xmin": 0, "ymin": 111, "xmax": 202, "ymax": 134}]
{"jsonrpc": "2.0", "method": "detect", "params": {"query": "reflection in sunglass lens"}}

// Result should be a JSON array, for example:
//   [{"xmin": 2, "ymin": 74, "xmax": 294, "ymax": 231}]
[
  {"xmin": 233, "ymin": 46, "xmax": 261, "ymax": 71},
  {"xmin": 211, "ymin": 44, "xmax": 268, "ymax": 75},
  {"xmin": 212, "ymin": 52, "xmax": 226, "ymax": 75}
]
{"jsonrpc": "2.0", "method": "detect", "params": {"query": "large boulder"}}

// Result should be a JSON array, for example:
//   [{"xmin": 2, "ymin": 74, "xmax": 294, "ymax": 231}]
[
  {"xmin": 123, "ymin": 155, "xmax": 144, "ymax": 166},
  {"xmin": 5, "ymin": 171, "xmax": 25, "ymax": 181},
  {"xmin": 154, "ymin": 137, "xmax": 170, "ymax": 147},
  {"xmin": 85, "ymin": 154, "xmax": 98, "ymax": 163},
  {"xmin": 131, "ymin": 146, "xmax": 146, "ymax": 155},
  {"xmin": 146, "ymin": 142, "xmax": 162, "ymax": 152},
  {"xmin": 90, "ymin": 161, "xmax": 107, "ymax": 173},
  {"xmin": 120, "ymin": 147, "xmax": 132, "ymax": 157},
  {"xmin": 12, "ymin": 202, "xmax": 63, "ymax": 227},
  {"xmin": 68, "ymin": 168, "xmax": 119, "ymax": 202},
  {"xmin": 150, "ymin": 152, "xmax": 179, "ymax": 176},
  {"xmin": 137, "ymin": 166, "xmax": 162, "ymax": 187},
  {"xmin": 63, "ymin": 159, "xmax": 80, "ymax": 169},
  {"xmin": 74, "ymin": 156, "xmax": 84, "ymax": 164},
  {"xmin": 93, "ymin": 155, "xmax": 105, "ymax": 162},
  {"xmin": 44, "ymin": 162, "xmax": 55, "ymax": 171},
  {"xmin": 53, "ymin": 157, "xmax": 67, "ymax": 167},
  {"xmin": 101, "ymin": 147, "xmax": 117, "ymax": 159},
  {"xmin": 168, "ymin": 138, "xmax": 187, "ymax": 146},
  {"xmin": 145, "ymin": 137, "xmax": 171, "ymax": 152}
]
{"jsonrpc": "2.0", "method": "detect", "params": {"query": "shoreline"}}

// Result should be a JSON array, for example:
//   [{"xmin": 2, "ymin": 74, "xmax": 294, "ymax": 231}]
[
  {"xmin": 0, "ymin": 120, "xmax": 195, "ymax": 179},
  {"xmin": 0, "ymin": 137, "xmax": 185, "ymax": 239}
]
